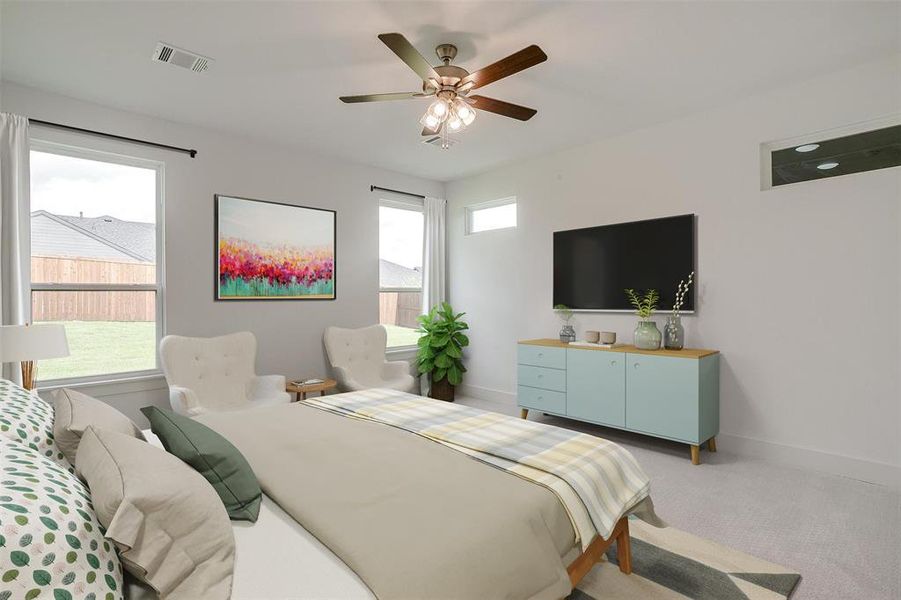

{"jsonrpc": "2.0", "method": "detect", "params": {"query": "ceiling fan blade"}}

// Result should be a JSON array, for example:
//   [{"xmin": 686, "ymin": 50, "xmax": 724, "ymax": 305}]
[
  {"xmin": 459, "ymin": 45, "xmax": 547, "ymax": 91},
  {"xmin": 339, "ymin": 92, "xmax": 428, "ymax": 103},
  {"xmin": 469, "ymin": 95, "xmax": 537, "ymax": 121},
  {"xmin": 422, "ymin": 126, "xmax": 439, "ymax": 136},
  {"xmin": 378, "ymin": 33, "xmax": 441, "ymax": 82}
]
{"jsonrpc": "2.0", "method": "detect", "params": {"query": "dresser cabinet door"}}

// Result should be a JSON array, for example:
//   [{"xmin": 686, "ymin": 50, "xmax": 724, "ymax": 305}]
[
  {"xmin": 625, "ymin": 353, "xmax": 699, "ymax": 443},
  {"xmin": 566, "ymin": 349, "xmax": 626, "ymax": 427}
]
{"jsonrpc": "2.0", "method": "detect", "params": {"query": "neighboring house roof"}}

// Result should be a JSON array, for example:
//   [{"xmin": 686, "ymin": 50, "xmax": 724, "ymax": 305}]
[
  {"xmin": 31, "ymin": 210, "xmax": 155, "ymax": 263},
  {"xmin": 379, "ymin": 259, "xmax": 422, "ymax": 289}
]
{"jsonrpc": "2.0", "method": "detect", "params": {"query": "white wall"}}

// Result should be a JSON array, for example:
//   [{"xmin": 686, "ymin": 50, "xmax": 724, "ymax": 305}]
[
  {"xmin": 446, "ymin": 56, "xmax": 901, "ymax": 486},
  {"xmin": 0, "ymin": 82, "xmax": 443, "ymax": 424}
]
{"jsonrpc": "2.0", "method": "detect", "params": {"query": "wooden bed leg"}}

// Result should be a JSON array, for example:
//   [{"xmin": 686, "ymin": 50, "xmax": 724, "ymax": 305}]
[
  {"xmin": 520, "ymin": 408, "xmax": 529, "ymax": 419},
  {"xmin": 566, "ymin": 516, "xmax": 632, "ymax": 587},
  {"xmin": 615, "ymin": 518, "xmax": 632, "ymax": 574},
  {"xmin": 690, "ymin": 444, "xmax": 700, "ymax": 465},
  {"xmin": 707, "ymin": 437, "xmax": 717, "ymax": 452}
]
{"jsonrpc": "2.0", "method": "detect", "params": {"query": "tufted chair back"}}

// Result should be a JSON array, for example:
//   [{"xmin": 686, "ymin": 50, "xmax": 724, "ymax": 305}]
[
  {"xmin": 323, "ymin": 325, "xmax": 390, "ymax": 388},
  {"xmin": 159, "ymin": 332, "xmax": 258, "ymax": 412}
]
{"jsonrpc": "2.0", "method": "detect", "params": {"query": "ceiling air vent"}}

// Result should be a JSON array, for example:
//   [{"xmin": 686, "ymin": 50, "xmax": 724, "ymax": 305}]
[
  {"xmin": 422, "ymin": 136, "xmax": 459, "ymax": 149},
  {"xmin": 152, "ymin": 42, "xmax": 213, "ymax": 73}
]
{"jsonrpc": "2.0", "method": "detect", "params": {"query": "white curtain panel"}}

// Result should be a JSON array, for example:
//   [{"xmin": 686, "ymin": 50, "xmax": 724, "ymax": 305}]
[
  {"xmin": 0, "ymin": 113, "xmax": 32, "ymax": 384},
  {"xmin": 421, "ymin": 196, "xmax": 447, "ymax": 315}
]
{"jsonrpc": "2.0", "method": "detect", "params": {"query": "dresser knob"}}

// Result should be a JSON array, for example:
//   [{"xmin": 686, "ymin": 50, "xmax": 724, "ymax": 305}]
[
  {"xmin": 610, "ymin": 360, "xmax": 617, "ymax": 366},
  {"xmin": 538, "ymin": 353, "xmax": 544, "ymax": 358},
  {"xmin": 538, "ymin": 374, "xmax": 543, "ymax": 379},
  {"xmin": 633, "ymin": 363, "xmax": 640, "ymax": 369}
]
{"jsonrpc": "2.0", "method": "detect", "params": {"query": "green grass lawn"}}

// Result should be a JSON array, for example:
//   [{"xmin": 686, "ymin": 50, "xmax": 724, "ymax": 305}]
[
  {"xmin": 36, "ymin": 321, "xmax": 156, "ymax": 381},
  {"xmin": 383, "ymin": 324, "xmax": 422, "ymax": 349}
]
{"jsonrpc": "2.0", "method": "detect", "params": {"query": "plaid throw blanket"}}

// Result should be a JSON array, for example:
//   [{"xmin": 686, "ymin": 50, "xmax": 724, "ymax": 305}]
[{"xmin": 302, "ymin": 388, "xmax": 654, "ymax": 548}]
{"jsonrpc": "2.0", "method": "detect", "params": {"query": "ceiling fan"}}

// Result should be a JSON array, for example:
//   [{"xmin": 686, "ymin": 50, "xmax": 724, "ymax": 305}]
[{"xmin": 339, "ymin": 33, "xmax": 547, "ymax": 148}]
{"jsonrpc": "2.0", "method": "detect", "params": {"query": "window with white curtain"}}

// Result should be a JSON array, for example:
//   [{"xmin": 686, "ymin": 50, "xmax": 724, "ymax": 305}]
[
  {"xmin": 465, "ymin": 197, "xmax": 517, "ymax": 234},
  {"xmin": 29, "ymin": 142, "xmax": 164, "ymax": 382},
  {"xmin": 378, "ymin": 198, "xmax": 424, "ymax": 348}
]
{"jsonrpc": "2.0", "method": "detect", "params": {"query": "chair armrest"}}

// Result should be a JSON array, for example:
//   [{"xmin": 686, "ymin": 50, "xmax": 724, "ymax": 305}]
[
  {"xmin": 169, "ymin": 385, "xmax": 206, "ymax": 417},
  {"xmin": 248, "ymin": 375, "xmax": 290, "ymax": 403},
  {"xmin": 381, "ymin": 360, "xmax": 412, "ymax": 380},
  {"xmin": 332, "ymin": 366, "xmax": 365, "ymax": 392},
  {"xmin": 247, "ymin": 375, "xmax": 286, "ymax": 398}
]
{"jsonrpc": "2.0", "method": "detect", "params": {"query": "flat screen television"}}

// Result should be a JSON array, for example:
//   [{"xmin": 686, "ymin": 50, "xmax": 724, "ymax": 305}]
[{"xmin": 553, "ymin": 214, "xmax": 695, "ymax": 311}]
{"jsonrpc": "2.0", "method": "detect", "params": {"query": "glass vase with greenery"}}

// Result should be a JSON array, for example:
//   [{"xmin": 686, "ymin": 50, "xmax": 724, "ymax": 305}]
[
  {"xmin": 416, "ymin": 302, "xmax": 469, "ymax": 401},
  {"xmin": 624, "ymin": 288, "xmax": 662, "ymax": 350},
  {"xmin": 554, "ymin": 304, "xmax": 576, "ymax": 342}
]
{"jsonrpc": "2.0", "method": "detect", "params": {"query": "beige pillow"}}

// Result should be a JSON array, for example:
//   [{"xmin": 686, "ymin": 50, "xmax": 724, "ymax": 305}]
[
  {"xmin": 53, "ymin": 387, "xmax": 145, "ymax": 463},
  {"xmin": 76, "ymin": 427, "xmax": 235, "ymax": 600}
]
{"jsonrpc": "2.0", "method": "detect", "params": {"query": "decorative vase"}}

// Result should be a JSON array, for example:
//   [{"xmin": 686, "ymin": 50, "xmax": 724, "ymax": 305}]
[
  {"xmin": 633, "ymin": 320, "xmax": 662, "ymax": 350},
  {"xmin": 559, "ymin": 325, "xmax": 576, "ymax": 343},
  {"xmin": 429, "ymin": 375, "xmax": 455, "ymax": 402},
  {"xmin": 664, "ymin": 316, "xmax": 685, "ymax": 350}
]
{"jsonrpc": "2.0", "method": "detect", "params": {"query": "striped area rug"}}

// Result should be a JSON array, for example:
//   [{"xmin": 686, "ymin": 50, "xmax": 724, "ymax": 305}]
[{"xmin": 572, "ymin": 518, "xmax": 801, "ymax": 599}]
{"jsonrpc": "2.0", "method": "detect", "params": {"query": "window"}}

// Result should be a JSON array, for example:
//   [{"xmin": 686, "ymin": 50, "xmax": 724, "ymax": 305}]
[
  {"xmin": 378, "ymin": 199, "xmax": 423, "ymax": 348},
  {"xmin": 465, "ymin": 197, "xmax": 517, "ymax": 234},
  {"xmin": 29, "ymin": 144, "xmax": 163, "ymax": 382},
  {"xmin": 762, "ymin": 118, "xmax": 901, "ymax": 189}
]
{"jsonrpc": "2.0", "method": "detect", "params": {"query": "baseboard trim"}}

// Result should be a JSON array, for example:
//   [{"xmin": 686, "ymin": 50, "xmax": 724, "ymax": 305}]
[{"xmin": 458, "ymin": 383, "xmax": 900, "ymax": 489}]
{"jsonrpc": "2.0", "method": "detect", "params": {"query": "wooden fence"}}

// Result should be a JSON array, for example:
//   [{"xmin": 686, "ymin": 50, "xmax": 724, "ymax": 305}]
[
  {"xmin": 31, "ymin": 256, "xmax": 155, "ymax": 322},
  {"xmin": 379, "ymin": 291, "xmax": 421, "ymax": 329}
]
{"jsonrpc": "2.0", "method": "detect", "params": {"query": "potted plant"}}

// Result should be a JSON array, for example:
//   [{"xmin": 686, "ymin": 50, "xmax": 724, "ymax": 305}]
[
  {"xmin": 416, "ymin": 302, "xmax": 469, "ymax": 401},
  {"xmin": 624, "ymin": 288, "xmax": 662, "ymax": 350},
  {"xmin": 554, "ymin": 304, "xmax": 576, "ymax": 342}
]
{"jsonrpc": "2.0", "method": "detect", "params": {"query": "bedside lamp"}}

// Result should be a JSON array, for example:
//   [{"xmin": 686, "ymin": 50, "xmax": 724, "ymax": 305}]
[{"xmin": 0, "ymin": 324, "xmax": 69, "ymax": 390}]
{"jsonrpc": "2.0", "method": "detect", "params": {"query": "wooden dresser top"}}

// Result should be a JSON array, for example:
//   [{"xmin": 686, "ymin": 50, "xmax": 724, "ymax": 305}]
[{"xmin": 519, "ymin": 338, "xmax": 719, "ymax": 359}]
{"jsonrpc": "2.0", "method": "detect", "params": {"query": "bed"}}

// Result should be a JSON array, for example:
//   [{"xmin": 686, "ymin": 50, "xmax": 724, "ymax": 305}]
[{"xmin": 1, "ymin": 379, "xmax": 657, "ymax": 600}]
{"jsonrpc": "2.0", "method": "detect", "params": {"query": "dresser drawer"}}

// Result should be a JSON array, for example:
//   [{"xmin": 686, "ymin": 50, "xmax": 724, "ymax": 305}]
[
  {"xmin": 517, "ymin": 365, "xmax": 566, "ymax": 392},
  {"xmin": 517, "ymin": 386, "xmax": 566, "ymax": 414},
  {"xmin": 517, "ymin": 345, "xmax": 566, "ymax": 370}
]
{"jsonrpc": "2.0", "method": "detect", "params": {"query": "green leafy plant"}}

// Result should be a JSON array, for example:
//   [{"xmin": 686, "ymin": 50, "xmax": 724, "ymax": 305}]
[
  {"xmin": 416, "ymin": 302, "xmax": 469, "ymax": 386},
  {"xmin": 554, "ymin": 304, "xmax": 573, "ymax": 323},
  {"xmin": 625, "ymin": 288, "xmax": 659, "ymax": 319}
]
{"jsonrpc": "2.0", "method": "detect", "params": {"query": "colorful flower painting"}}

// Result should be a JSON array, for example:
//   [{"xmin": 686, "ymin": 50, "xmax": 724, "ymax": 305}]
[{"xmin": 215, "ymin": 195, "xmax": 335, "ymax": 300}]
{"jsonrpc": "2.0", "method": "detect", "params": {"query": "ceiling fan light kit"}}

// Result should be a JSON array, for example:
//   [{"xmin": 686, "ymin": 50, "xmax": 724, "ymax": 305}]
[{"xmin": 340, "ymin": 33, "xmax": 547, "ymax": 149}]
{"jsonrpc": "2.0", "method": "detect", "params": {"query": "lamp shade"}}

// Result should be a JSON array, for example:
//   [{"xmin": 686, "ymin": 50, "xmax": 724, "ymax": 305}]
[{"xmin": 0, "ymin": 324, "xmax": 70, "ymax": 362}]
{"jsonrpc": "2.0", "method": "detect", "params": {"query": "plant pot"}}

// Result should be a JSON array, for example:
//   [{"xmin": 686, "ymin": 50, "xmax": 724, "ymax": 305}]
[
  {"xmin": 429, "ymin": 375, "xmax": 455, "ymax": 402},
  {"xmin": 633, "ymin": 320, "xmax": 662, "ymax": 350}
]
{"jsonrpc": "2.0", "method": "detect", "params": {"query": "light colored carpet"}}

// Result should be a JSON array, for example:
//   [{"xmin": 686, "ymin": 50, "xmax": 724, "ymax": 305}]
[
  {"xmin": 456, "ymin": 395, "xmax": 901, "ymax": 600},
  {"xmin": 573, "ymin": 518, "xmax": 800, "ymax": 599}
]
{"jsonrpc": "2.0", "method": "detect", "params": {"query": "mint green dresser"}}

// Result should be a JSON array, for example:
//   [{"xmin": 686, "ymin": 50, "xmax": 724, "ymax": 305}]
[{"xmin": 517, "ymin": 339, "xmax": 720, "ymax": 464}]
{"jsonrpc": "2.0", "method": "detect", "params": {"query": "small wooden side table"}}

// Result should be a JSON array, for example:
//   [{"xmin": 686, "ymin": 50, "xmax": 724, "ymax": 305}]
[{"xmin": 287, "ymin": 378, "xmax": 337, "ymax": 401}]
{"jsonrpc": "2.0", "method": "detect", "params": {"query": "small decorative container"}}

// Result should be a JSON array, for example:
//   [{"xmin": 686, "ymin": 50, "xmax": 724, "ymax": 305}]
[
  {"xmin": 664, "ymin": 316, "xmax": 685, "ymax": 350},
  {"xmin": 559, "ymin": 325, "xmax": 576, "ymax": 343},
  {"xmin": 633, "ymin": 320, "xmax": 662, "ymax": 350}
]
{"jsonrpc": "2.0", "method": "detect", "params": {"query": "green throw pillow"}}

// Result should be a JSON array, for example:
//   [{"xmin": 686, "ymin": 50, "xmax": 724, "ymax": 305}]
[{"xmin": 140, "ymin": 406, "xmax": 261, "ymax": 522}]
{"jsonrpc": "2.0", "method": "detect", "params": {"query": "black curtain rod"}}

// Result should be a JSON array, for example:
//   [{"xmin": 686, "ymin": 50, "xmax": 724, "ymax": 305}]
[
  {"xmin": 370, "ymin": 185, "xmax": 425, "ymax": 199},
  {"xmin": 29, "ymin": 119, "xmax": 197, "ymax": 158}
]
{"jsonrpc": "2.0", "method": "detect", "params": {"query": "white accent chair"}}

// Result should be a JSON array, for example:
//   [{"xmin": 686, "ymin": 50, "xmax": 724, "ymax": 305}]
[
  {"xmin": 159, "ymin": 331, "xmax": 290, "ymax": 416},
  {"xmin": 323, "ymin": 325, "xmax": 418, "ymax": 393}
]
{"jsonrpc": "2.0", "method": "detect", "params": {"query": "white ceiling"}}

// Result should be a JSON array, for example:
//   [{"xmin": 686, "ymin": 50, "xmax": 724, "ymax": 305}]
[{"xmin": 2, "ymin": 1, "xmax": 898, "ymax": 181}]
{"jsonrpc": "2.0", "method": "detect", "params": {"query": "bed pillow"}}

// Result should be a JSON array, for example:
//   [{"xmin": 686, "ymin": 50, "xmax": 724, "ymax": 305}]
[
  {"xmin": 140, "ymin": 405, "xmax": 262, "ymax": 522},
  {"xmin": 75, "ymin": 426, "xmax": 235, "ymax": 600},
  {"xmin": 53, "ymin": 388, "xmax": 144, "ymax": 464},
  {"xmin": 0, "ymin": 436, "xmax": 124, "ymax": 600},
  {"xmin": 0, "ymin": 378, "xmax": 69, "ymax": 466}
]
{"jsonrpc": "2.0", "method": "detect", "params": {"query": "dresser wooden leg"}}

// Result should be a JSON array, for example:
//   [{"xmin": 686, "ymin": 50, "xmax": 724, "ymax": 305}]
[
  {"xmin": 520, "ymin": 408, "xmax": 529, "ymax": 419},
  {"xmin": 707, "ymin": 437, "xmax": 717, "ymax": 452},
  {"xmin": 690, "ymin": 444, "xmax": 700, "ymax": 465}
]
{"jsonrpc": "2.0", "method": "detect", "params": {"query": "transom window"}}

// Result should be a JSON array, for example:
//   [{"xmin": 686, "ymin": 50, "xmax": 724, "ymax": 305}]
[
  {"xmin": 29, "ymin": 143, "xmax": 163, "ymax": 382},
  {"xmin": 465, "ymin": 197, "xmax": 517, "ymax": 234},
  {"xmin": 378, "ymin": 199, "xmax": 423, "ymax": 349}
]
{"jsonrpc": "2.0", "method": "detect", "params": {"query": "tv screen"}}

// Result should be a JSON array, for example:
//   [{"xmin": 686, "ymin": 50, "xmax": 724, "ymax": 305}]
[{"xmin": 553, "ymin": 214, "xmax": 695, "ymax": 311}]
